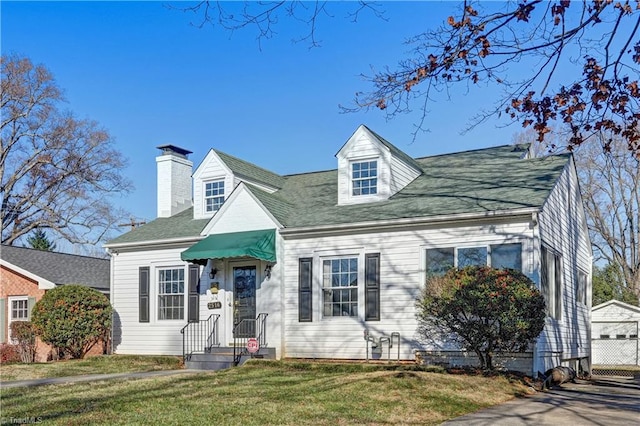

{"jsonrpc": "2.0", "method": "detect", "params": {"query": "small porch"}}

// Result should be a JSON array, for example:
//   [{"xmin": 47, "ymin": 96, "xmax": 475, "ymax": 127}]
[
  {"xmin": 181, "ymin": 313, "xmax": 275, "ymax": 370},
  {"xmin": 179, "ymin": 228, "xmax": 280, "ymax": 370}
]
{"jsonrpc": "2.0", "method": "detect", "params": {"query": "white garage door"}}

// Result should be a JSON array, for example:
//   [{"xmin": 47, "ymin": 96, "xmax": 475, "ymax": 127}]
[{"xmin": 592, "ymin": 321, "xmax": 639, "ymax": 365}]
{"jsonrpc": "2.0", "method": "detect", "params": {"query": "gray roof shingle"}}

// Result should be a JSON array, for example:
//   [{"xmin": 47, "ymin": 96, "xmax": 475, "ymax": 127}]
[{"xmin": 1, "ymin": 245, "xmax": 110, "ymax": 291}]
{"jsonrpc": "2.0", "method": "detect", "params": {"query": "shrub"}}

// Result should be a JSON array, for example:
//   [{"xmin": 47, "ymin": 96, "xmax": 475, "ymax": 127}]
[
  {"xmin": 417, "ymin": 266, "xmax": 546, "ymax": 370},
  {"xmin": 31, "ymin": 285, "xmax": 113, "ymax": 359},
  {"xmin": 0, "ymin": 343, "xmax": 21, "ymax": 364},
  {"xmin": 9, "ymin": 321, "xmax": 37, "ymax": 363}
]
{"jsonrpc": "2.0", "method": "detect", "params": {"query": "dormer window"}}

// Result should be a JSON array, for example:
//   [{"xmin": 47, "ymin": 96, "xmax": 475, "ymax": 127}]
[
  {"xmin": 352, "ymin": 160, "xmax": 378, "ymax": 196},
  {"xmin": 205, "ymin": 180, "xmax": 225, "ymax": 212}
]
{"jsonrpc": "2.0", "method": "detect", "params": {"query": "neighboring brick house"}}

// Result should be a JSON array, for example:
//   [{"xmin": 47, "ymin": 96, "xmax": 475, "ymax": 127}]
[{"xmin": 0, "ymin": 245, "xmax": 110, "ymax": 361}]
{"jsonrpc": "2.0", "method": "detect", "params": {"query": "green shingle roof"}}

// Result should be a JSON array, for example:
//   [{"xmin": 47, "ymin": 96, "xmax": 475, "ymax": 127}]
[
  {"xmin": 106, "ymin": 207, "xmax": 208, "ymax": 245},
  {"xmin": 107, "ymin": 143, "xmax": 570, "ymax": 245},
  {"xmin": 213, "ymin": 149, "xmax": 286, "ymax": 189}
]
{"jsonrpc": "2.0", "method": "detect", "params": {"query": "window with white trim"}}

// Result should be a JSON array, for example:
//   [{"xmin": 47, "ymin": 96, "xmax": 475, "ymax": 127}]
[
  {"xmin": 322, "ymin": 257, "xmax": 358, "ymax": 317},
  {"xmin": 576, "ymin": 269, "xmax": 588, "ymax": 305},
  {"xmin": 158, "ymin": 268, "xmax": 185, "ymax": 320},
  {"xmin": 351, "ymin": 160, "xmax": 377, "ymax": 196},
  {"xmin": 8, "ymin": 296, "xmax": 29, "ymax": 341},
  {"xmin": 541, "ymin": 245, "xmax": 562, "ymax": 320},
  {"xmin": 204, "ymin": 180, "xmax": 225, "ymax": 213},
  {"xmin": 425, "ymin": 243, "xmax": 522, "ymax": 279},
  {"xmin": 10, "ymin": 298, "xmax": 29, "ymax": 321}
]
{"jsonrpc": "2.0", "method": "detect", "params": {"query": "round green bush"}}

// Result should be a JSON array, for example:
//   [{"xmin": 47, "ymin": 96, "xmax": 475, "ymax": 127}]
[
  {"xmin": 417, "ymin": 266, "xmax": 546, "ymax": 370},
  {"xmin": 31, "ymin": 285, "xmax": 112, "ymax": 359}
]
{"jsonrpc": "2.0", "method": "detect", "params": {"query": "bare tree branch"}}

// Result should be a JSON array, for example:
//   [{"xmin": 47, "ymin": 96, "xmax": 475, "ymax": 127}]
[{"xmin": 1, "ymin": 55, "xmax": 133, "ymax": 248}]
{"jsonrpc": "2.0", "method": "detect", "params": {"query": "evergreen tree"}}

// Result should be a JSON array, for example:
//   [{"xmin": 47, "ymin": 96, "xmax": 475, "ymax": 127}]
[{"xmin": 26, "ymin": 229, "xmax": 57, "ymax": 251}]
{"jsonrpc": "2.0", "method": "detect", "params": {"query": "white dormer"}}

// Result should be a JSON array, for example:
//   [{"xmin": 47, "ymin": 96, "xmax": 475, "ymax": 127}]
[
  {"xmin": 336, "ymin": 125, "xmax": 422, "ymax": 206},
  {"xmin": 192, "ymin": 150, "xmax": 235, "ymax": 220},
  {"xmin": 192, "ymin": 149, "xmax": 283, "ymax": 220}
]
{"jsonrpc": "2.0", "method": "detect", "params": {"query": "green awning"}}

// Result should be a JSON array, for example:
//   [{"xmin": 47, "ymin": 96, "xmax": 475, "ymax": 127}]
[{"xmin": 181, "ymin": 229, "xmax": 276, "ymax": 265}]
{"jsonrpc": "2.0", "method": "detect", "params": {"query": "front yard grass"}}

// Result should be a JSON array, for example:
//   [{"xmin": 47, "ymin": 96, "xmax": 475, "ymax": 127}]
[
  {"xmin": 0, "ymin": 355, "xmax": 182, "ymax": 381},
  {"xmin": 0, "ymin": 360, "xmax": 533, "ymax": 425}
]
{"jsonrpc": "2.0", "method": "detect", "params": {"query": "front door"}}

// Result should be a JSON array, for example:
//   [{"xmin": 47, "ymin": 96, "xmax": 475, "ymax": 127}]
[{"xmin": 233, "ymin": 265, "xmax": 256, "ymax": 338}]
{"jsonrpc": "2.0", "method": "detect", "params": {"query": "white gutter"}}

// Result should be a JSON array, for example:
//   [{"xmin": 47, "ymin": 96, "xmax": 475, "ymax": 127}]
[{"xmin": 279, "ymin": 207, "xmax": 541, "ymax": 238}]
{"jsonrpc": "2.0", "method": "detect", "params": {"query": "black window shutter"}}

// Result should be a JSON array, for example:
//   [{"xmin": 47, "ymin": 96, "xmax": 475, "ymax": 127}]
[
  {"xmin": 188, "ymin": 264, "xmax": 200, "ymax": 323},
  {"xmin": 365, "ymin": 253, "xmax": 380, "ymax": 321},
  {"xmin": 298, "ymin": 258, "xmax": 313, "ymax": 322},
  {"xmin": 139, "ymin": 267, "xmax": 150, "ymax": 323}
]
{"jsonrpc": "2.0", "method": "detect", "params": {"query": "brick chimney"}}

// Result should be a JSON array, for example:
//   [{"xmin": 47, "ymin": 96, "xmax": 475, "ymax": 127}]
[{"xmin": 156, "ymin": 145, "xmax": 193, "ymax": 218}]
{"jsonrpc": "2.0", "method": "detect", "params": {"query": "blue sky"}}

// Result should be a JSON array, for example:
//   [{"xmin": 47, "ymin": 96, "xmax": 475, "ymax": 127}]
[{"xmin": 2, "ymin": 1, "xmax": 524, "ymax": 230}]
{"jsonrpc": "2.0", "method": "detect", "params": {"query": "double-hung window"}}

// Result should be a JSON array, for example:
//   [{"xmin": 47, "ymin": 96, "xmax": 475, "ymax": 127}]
[
  {"xmin": 352, "ymin": 160, "xmax": 377, "ymax": 196},
  {"xmin": 205, "ymin": 180, "xmax": 225, "ymax": 213},
  {"xmin": 541, "ymin": 245, "xmax": 562, "ymax": 320},
  {"xmin": 158, "ymin": 268, "xmax": 185, "ymax": 320},
  {"xmin": 8, "ymin": 296, "xmax": 30, "ymax": 341},
  {"xmin": 576, "ymin": 270, "xmax": 588, "ymax": 305},
  {"xmin": 10, "ymin": 298, "xmax": 29, "ymax": 321},
  {"xmin": 322, "ymin": 257, "xmax": 358, "ymax": 317}
]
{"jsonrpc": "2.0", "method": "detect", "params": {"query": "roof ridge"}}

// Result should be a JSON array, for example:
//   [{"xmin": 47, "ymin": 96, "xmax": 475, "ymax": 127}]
[{"xmin": 413, "ymin": 144, "xmax": 533, "ymax": 161}]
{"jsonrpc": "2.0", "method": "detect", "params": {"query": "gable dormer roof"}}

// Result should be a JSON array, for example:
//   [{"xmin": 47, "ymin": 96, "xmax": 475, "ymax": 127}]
[
  {"xmin": 336, "ymin": 124, "xmax": 423, "ymax": 205},
  {"xmin": 363, "ymin": 126, "xmax": 424, "ymax": 172},
  {"xmin": 213, "ymin": 149, "xmax": 286, "ymax": 189}
]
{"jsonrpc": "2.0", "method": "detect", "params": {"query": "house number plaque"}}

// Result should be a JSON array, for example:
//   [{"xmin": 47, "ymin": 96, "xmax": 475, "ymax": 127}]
[{"xmin": 207, "ymin": 301, "xmax": 222, "ymax": 309}]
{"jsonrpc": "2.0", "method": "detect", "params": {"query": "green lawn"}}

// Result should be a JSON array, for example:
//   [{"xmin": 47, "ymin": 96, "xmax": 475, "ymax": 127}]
[
  {"xmin": 0, "ymin": 355, "xmax": 182, "ymax": 381},
  {"xmin": 0, "ymin": 361, "xmax": 533, "ymax": 425}
]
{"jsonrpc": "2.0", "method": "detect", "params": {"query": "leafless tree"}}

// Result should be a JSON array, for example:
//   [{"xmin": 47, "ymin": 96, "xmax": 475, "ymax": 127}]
[
  {"xmin": 576, "ymin": 136, "xmax": 640, "ymax": 300},
  {"xmin": 178, "ymin": 1, "xmax": 640, "ymax": 157},
  {"xmin": 174, "ymin": 1, "xmax": 385, "ymax": 48},
  {"xmin": 513, "ymin": 127, "xmax": 639, "ymax": 300},
  {"xmin": 1, "ymin": 54, "xmax": 132, "ymax": 247}
]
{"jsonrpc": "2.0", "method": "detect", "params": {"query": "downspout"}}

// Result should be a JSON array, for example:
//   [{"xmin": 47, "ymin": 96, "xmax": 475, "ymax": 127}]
[
  {"xmin": 106, "ymin": 247, "xmax": 116, "ymax": 355},
  {"xmin": 531, "ymin": 211, "xmax": 541, "ymax": 377}
]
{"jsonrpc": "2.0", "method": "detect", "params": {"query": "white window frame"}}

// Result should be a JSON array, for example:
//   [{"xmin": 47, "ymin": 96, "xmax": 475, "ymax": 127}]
[
  {"xmin": 8, "ymin": 296, "xmax": 29, "ymax": 341},
  {"xmin": 204, "ymin": 179, "xmax": 225, "ymax": 213},
  {"xmin": 576, "ymin": 269, "xmax": 588, "ymax": 305},
  {"xmin": 541, "ymin": 245, "xmax": 563, "ymax": 320},
  {"xmin": 424, "ymin": 243, "xmax": 523, "ymax": 279},
  {"xmin": 351, "ymin": 159, "xmax": 378, "ymax": 197},
  {"xmin": 156, "ymin": 266, "xmax": 186, "ymax": 322},
  {"xmin": 321, "ymin": 256, "xmax": 359, "ymax": 318}
]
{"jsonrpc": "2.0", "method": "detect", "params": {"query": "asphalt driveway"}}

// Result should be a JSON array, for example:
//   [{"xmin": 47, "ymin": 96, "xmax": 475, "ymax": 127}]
[{"xmin": 443, "ymin": 375, "xmax": 640, "ymax": 425}]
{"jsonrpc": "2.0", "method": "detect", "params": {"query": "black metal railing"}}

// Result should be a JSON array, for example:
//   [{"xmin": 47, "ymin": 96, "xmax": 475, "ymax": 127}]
[
  {"xmin": 180, "ymin": 314, "xmax": 220, "ymax": 361},
  {"xmin": 233, "ymin": 313, "xmax": 268, "ymax": 365}
]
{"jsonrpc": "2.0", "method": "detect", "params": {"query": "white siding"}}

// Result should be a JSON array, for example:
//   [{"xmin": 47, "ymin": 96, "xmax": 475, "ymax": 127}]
[
  {"xmin": 202, "ymin": 186, "xmax": 279, "ymax": 235},
  {"xmin": 536, "ymin": 159, "xmax": 592, "ymax": 372},
  {"xmin": 111, "ymin": 242, "xmax": 284, "ymax": 357},
  {"xmin": 193, "ymin": 151, "xmax": 233, "ymax": 220},
  {"xmin": 282, "ymin": 218, "xmax": 534, "ymax": 360},
  {"xmin": 111, "ymin": 246, "xmax": 196, "ymax": 355},
  {"xmin": 337, "ymin": 132, "xmax": 389, "ymax": 205},
  {"xmin": 389, "ymin": 154, "xmax": 421, "ymax": 195}
]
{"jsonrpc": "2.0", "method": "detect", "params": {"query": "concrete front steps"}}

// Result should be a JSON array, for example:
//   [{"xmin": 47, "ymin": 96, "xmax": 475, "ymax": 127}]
[{"xmin": 185, "ymin": 347, "xmax": 276, "ymax": 370}]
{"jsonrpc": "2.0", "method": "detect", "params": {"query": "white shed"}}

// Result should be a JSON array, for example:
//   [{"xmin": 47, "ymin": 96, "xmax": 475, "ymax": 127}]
[{"xmin": 592, "ymin": 300, "xmax": 640, "ymax": 366}]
